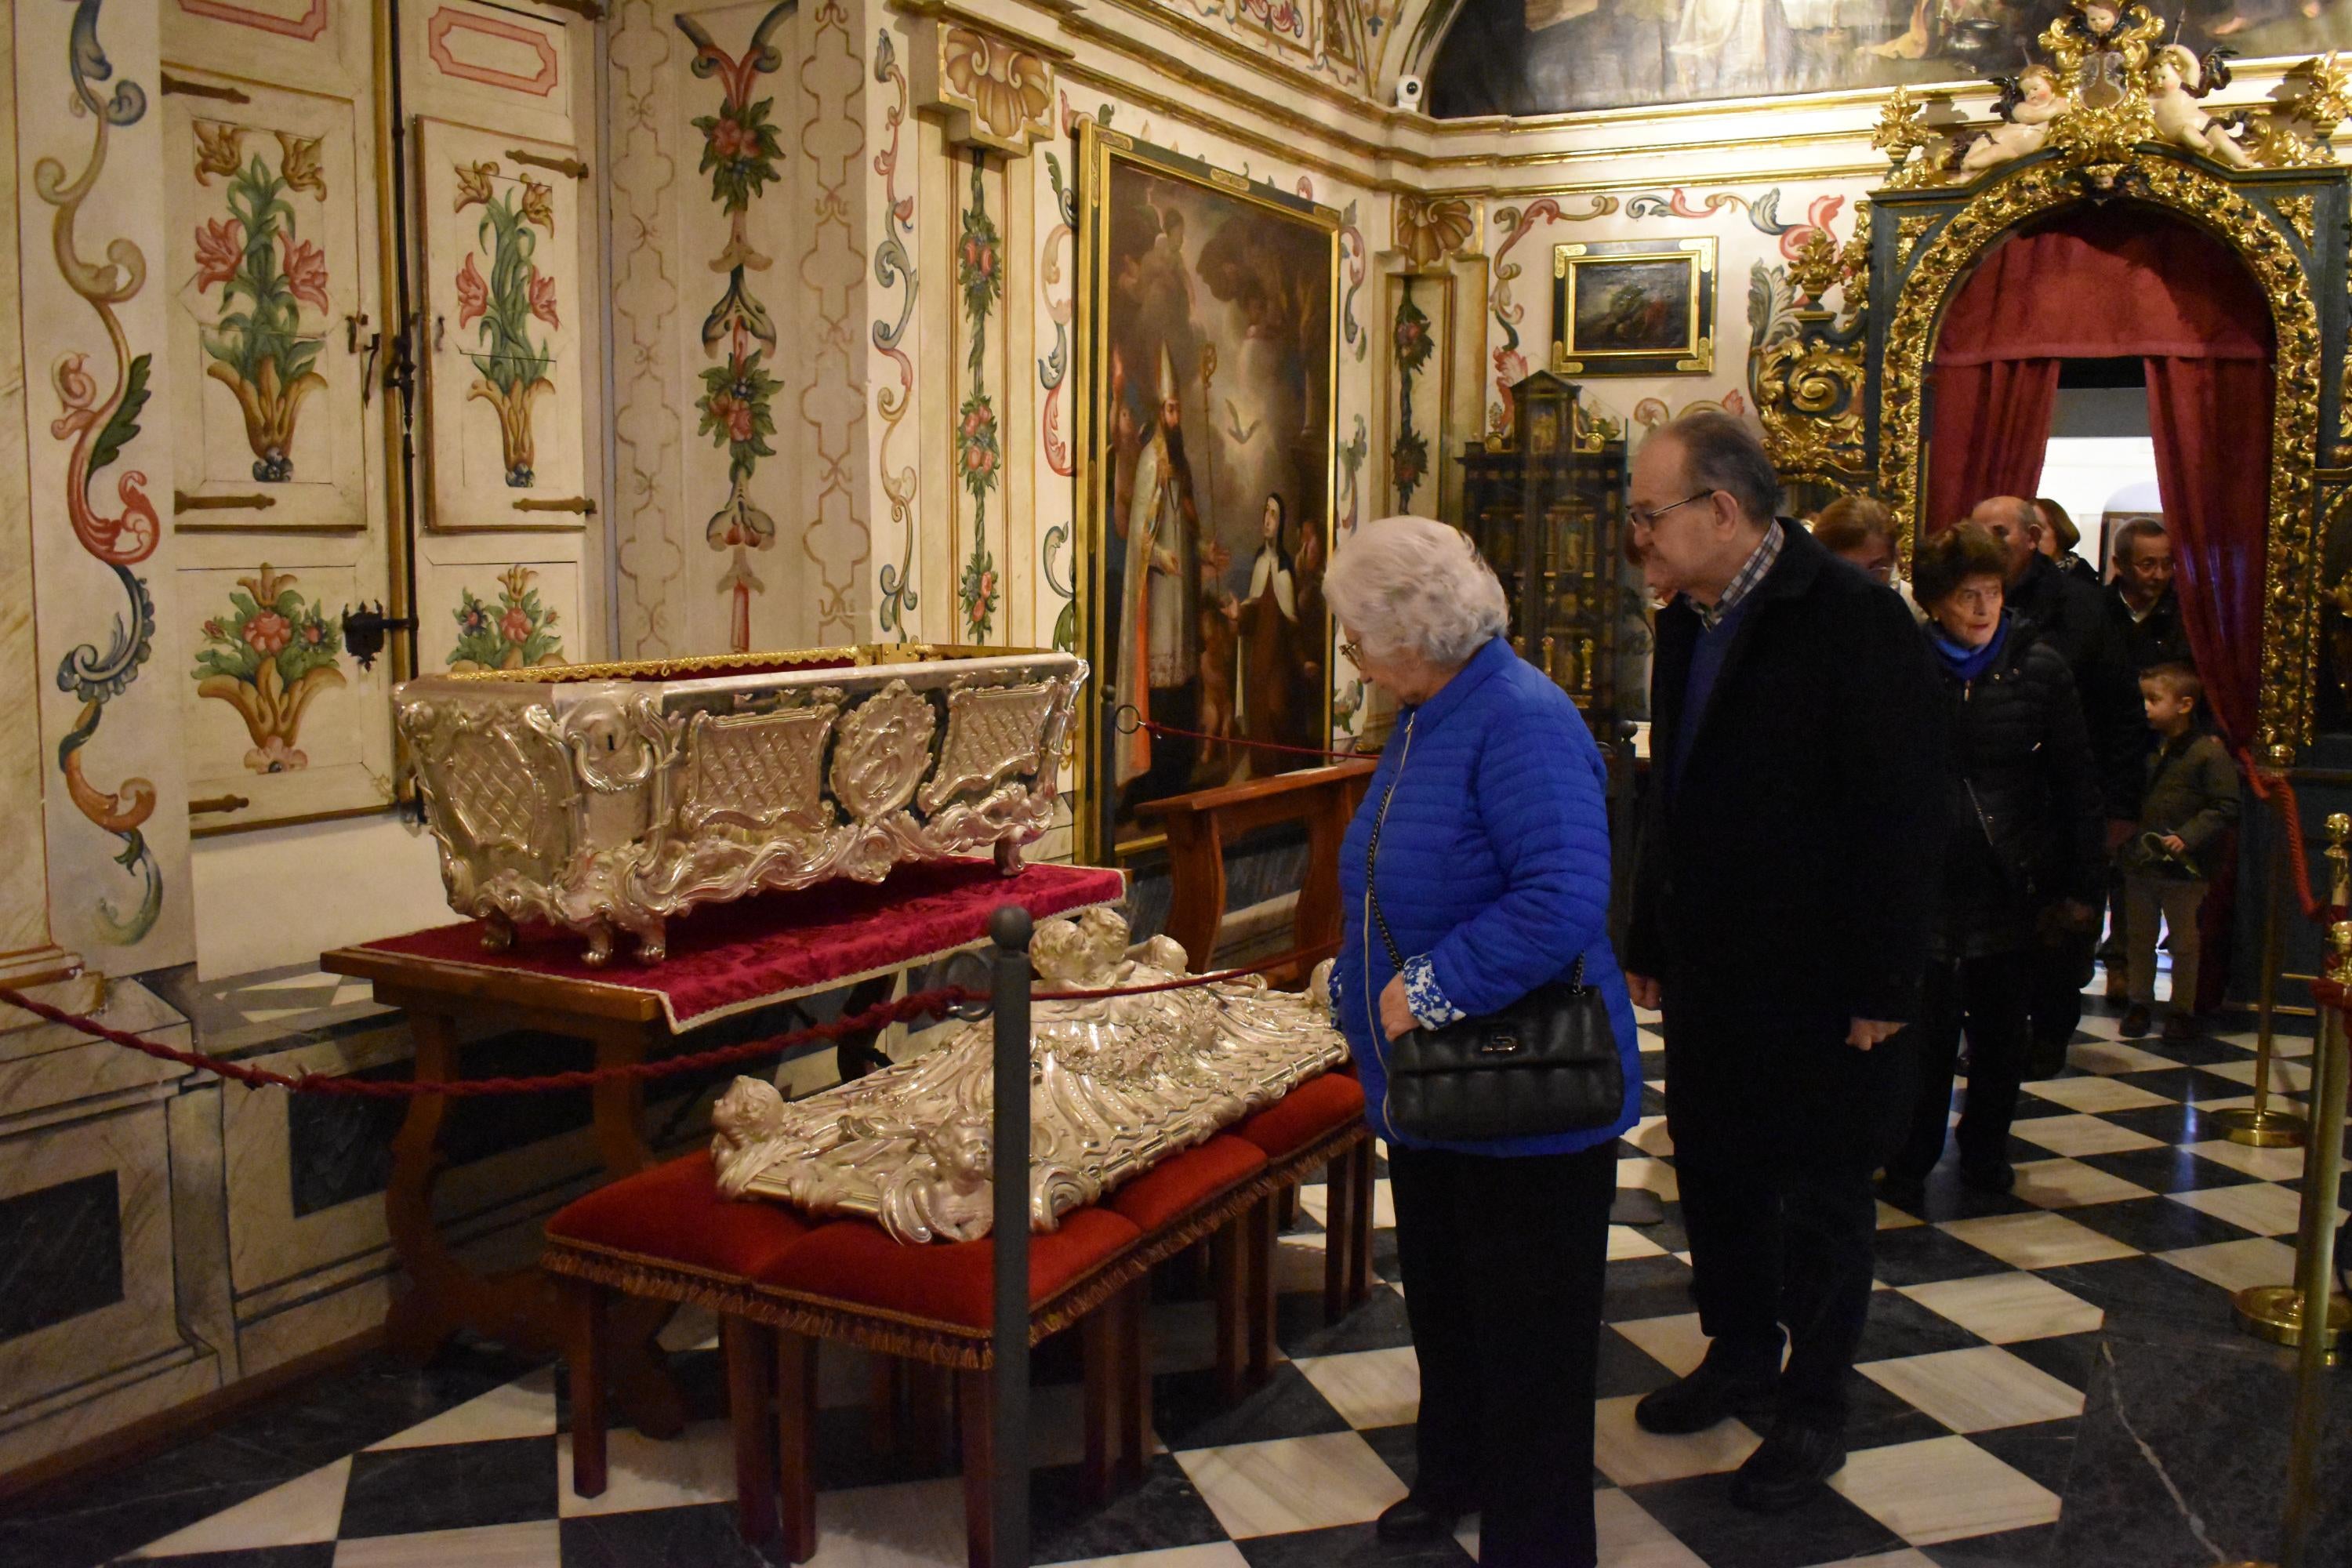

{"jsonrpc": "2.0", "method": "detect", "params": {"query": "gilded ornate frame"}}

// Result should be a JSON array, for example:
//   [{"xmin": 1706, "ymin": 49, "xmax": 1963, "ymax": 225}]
[
  {"xmin": 1072, "ymin": 121, "xmax": 1343, "ymax": 862},
  {"xmin": 1549, "ymin": 237, "xmax": 1717, "ymax": 376}
]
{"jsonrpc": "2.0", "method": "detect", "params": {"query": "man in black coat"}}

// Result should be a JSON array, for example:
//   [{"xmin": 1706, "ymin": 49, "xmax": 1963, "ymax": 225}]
[
  {"xmin": 2107, "ymin": 518, "xmax": 2194, "ymax": 671},
  {"xmin": 1624, "ymin": 414, "xmax": 1944, "ymax": 1513},
  {"xmin": 1972, "ymin": 497, "xmax": 2141, "ymax": 1054}
]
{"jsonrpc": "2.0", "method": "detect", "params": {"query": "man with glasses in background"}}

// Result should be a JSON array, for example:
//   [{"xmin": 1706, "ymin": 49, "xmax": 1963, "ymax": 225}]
[{"xmin": 1623, "ymin": 413, "xmax": 1944, "ymax": 1513}]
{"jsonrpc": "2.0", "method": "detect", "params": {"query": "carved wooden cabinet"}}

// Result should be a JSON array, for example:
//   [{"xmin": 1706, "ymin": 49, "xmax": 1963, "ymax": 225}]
[{"xmin": 1457, "ymin": 370, "xmax": 1629, "ymax": 738}]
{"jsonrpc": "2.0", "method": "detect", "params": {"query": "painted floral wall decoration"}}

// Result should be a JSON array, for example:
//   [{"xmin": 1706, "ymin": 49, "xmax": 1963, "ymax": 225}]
[
  {"xmin": 956, "ymin": 157, "xmax": 1001, "ymax": 642},
  {"xmin": 192, "ymin": 566, "xmax": 345, "ymax": 773},
  {"xmin": 452, "ymin": 159, "xmax": 560, "ymax": 487},
  {"xmin": 1389, "ymin": 281, "xmax": 1433, "ymax": 510},
  {"xmin": 938, "ymin": 27, "xmax": 1052, "ymax": 149},
  {"xmin": 873, "ymin": 29, "xmax": 921, "ymax": 642},
  {"xmin": 448, "ymin": 565, "xmax": 564, "ymax": 671},
  {"xmin": 679, "ymin": 4, "xmax": 793, "ymax": 652},
  {"xmin": 192, "ymin": 122, "xmax": 329, "ymax": 482}
]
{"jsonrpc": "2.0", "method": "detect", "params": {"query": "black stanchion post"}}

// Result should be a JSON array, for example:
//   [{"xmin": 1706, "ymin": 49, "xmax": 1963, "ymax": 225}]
[{"xmin": 989, "ymin": 905, "xmax": 1033, "ymax": 1567}]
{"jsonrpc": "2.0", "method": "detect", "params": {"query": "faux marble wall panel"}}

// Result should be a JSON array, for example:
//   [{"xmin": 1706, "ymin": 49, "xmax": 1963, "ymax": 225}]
[{"xmin": 0, "ymin": 1173, "xmax": 125, "ymax": 1341}]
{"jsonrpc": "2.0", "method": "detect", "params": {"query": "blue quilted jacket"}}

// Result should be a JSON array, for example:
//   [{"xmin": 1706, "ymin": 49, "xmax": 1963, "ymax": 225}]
[{"xmin": 1334, "ymin": 636, "xmax": 1641, "ymax": 1156}]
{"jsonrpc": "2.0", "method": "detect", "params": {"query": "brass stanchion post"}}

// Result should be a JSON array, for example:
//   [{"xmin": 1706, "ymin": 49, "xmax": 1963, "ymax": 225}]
[
  {"xmin": 2276, "ymin": 922, "xmax": 2349, "ymax": 1568},
  {"xmin": 2216, "ymin": 806, "xmax": 2310, "ymax": 1148},
  {"xmin": 2234, "ymin": 812, "xmax": 2350, "ymax": 1354}
]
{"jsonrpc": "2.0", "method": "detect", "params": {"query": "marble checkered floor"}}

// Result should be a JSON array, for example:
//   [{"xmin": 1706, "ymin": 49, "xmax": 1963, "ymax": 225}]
[{"xmin": 8, "ymin": 991, "xmax": 2344, "ymax": 1568}]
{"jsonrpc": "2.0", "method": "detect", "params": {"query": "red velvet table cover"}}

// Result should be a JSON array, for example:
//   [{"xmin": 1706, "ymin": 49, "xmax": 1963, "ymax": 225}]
[{"xmin": 357, "ymin": 858, "xmax": 1127, "ymax": 1029}]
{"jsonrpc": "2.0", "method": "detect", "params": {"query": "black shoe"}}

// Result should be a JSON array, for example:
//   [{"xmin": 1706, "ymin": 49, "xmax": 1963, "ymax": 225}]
[
  {"xmin": 2162, "ymin": 1013, "xmax": 2201, "ymax": 1044},
  {"xmin": 1634, "ymin": 1347, "xmax": 1781, "ymax": 1435},
  {"xmin": 2119, "ymin": 1004, "xmax": 2153, "ymax": 1038},
  {"xmin": 1731, "ymin": 1419, "xmax": 1847, "ymax": 1513},
  {"xmin": 1959, "ymin": 1159, "xmax": 2016, "ymax": 1195},
  {"xmin": 1875, "ymin": 1171, "xmax": 1927, "ymax": 1211},
  {"xmin": 1374, "ymin": 1495, "xmax": 1463, "ymax": 1543}
]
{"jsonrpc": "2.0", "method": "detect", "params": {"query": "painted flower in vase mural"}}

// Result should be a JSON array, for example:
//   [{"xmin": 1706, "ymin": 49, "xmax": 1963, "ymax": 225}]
[
  {"xmin": 691, "ymin": 85, "xmax": 785, "ymax": 212},
  {"xmin": 1392, "ymin": 292, "xmax": 1435, "ymax": 375},
  {"xmin": 958, "ymin": 392, "xmax": 1001, "ymax": 640},
  {"xmin": 448, "ymin": 565, "xmax": 564, "ymax": 671},
  {"xmin": 191, "ymin": 122, "xmax": 330, "ymax": 483},
  {"xmin": 451, "ymin": 161, "xmax": 557, "ymax": 488},
  {"xmin": 191, "ymin": 565, "xmax": 346, "ymax": 774}
]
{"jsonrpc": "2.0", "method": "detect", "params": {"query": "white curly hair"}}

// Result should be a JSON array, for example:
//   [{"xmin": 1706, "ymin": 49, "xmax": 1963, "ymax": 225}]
[{"xmin": 1323, "ymin": 515, "xmax": 1508, "ymax": 668}]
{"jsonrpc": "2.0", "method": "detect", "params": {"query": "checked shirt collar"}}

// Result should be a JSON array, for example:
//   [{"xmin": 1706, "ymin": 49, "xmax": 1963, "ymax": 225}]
[{"xmin": 1686, "ymin": 519, "xmax": 1784, "ymax": 631}]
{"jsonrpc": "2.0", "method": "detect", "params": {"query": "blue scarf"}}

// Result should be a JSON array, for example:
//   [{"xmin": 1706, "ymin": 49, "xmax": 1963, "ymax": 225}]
[{"xmin": 1929, "ymin": 612, "xmax": 2010, "ymax": 683}]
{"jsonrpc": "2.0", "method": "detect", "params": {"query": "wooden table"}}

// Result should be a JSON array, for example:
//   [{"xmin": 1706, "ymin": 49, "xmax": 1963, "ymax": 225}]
[{"xmin": 321, "ymin": 861, "xmax": 1126, "ymax": 1434}]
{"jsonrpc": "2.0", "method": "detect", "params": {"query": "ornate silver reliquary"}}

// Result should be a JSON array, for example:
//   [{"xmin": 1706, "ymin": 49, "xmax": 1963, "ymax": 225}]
[{"xmin": 394, "ymin": 644, "xmax": 1086, "ymax": 964}]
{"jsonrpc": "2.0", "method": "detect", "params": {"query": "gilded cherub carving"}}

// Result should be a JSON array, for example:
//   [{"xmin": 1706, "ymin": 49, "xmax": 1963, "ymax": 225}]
[
  {"xmin": 1963, "ymin": 67, "xmax": 2067, "ymax": 174},
  {"xmin": 2151, "ymin": 44, "xmax": 2256, "ymax": 169}
]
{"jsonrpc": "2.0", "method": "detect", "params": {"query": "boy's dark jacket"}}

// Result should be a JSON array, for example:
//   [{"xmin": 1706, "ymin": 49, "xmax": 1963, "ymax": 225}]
[{"xmin": 2136, "ymin": 731, "xmax": 2241, "ymax": 881}]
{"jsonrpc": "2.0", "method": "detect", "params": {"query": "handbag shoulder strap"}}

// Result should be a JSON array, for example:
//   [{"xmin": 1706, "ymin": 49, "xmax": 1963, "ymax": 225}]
[{"xmin": 1363, "ymin": 713, "xmax": 1585, "ymax": 992}]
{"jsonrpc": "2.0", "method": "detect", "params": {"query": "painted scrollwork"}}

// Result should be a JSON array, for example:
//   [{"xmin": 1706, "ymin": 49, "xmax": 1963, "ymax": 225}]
[
  {"xmin": 710, "ymin": 908, "xmax": 1350, "ymax": 1242},
  {"xmin": 397, "ymin": 650, "xmax": 1086, "ymax": 963}
]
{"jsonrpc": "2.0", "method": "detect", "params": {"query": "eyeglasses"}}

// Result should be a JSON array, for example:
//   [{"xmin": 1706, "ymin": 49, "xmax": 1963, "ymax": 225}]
[
  {"xmin": 1628, "ymin": 490, "xmax": 1716, "ymax": 532},
  {"xmin": 1338, "ymin": 639, "xmax": 1363, "ymax": 663}
]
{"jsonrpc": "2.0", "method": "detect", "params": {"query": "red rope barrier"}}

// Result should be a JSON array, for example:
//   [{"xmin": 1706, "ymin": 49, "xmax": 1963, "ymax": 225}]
[
  {"xmin": 2240, "ymin": 751, "xmax": 2344, "ymax": 925},
  {"xmin": 1116, "ymin": 702, "xmax": 1374, "ymax": 765},
  {"xmin": 0, "ymin": 946, "xmax": 1339, "ymax": 1098}
]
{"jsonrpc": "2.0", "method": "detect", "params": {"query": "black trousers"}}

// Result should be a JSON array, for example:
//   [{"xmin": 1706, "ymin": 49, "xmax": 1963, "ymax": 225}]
[
  {"xmin": 2025, "ymin": 923, "xmax": 2094, "ymax": 1066},
  {"xmin": 1388, "ymin": 1140, "xmax": 1615, "ymax": 1568},
  {"xmin": 1660, "ymin": 996, "xmax": 1912, "ymax": 1431},
  {"xmin": 1893, "ymin": 951, "xmax": 2032, "ymax": 1181}
]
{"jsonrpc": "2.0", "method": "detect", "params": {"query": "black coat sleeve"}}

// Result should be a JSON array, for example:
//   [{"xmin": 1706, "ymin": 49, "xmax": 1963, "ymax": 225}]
[
  {"xmin": 2073, "ymin": 586, "xmax": 2148, "ymax": 817},
  {"xmin": 2034, "ymin": 650, "xmax": 2107, "ymax": 905},
  {"xmin": 1829, "ymin": 592, "xmax": 1947, "ymax": 1022}
]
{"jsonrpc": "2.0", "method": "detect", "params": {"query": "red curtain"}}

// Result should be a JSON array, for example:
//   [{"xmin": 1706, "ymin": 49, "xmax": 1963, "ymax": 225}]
[
  {"xmin": 1925, "ymin": 358, "xmax": 2061, "ymax": 532},
  {"xmin": 2143, "ymin": 355, "xmax": 2271, "ymax": 751}
]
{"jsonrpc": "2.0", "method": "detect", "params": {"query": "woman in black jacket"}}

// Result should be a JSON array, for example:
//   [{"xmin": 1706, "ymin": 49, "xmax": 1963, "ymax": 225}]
[{"xmin": 1881, "ymin": 524, "xmax": 2104, "ymax": 1208}]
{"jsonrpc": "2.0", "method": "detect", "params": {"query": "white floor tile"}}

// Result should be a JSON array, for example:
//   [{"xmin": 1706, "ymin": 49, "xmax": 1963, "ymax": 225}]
[
  {"xmin": 136, "ymin": 1458, "xmax": 351, "ymax": 1556},
  {"xmin": 1878, "ymin": 1201, "xmax": 1925, "ymax": 1230},
  {"xmin": 1616, "ymin": 1156, "xmax": 1681, "ymax": 1200},
  {"xmin": 1609, "ymin": 1225, "xmax": 1670, "ymax": 1261},
  {"xmin": 2006, "ymin": 1113, "xmax": 2162, "ymax": 1157},
  {"xmin": 1898, "ymin": 1272, "xmax": 2103, "ymax": 1344},
  {"xmin": 1049, "ymin": 1548, "xmax": 1250, "ymax": 1568},
  {"xmin": 2202, "ymin": 1057, "xmax": 2311, "ymax": 1094},
  {"xmin": 2007, "ymin": 1158, "xmax": 2157, "ymax": 1210},
  {"xmin": 1610, "ymin": 1313, "xmax": 1711, "ymax": 1380},
  {"xmin": 1624, "ymin": 1116, "xmax": 1675, "ymax": 1156},
  {"xmin": 334, "ymin": 1520, "xmax": 563, "ymax": 1568},
  {"xmin": 804, "ymin": 1478, "xmax": 968, "ymax": 1566},
  {"xmin": 2157, "ymin": 1236, "xmax": 2301, "ymax": 1294},
  {"xmin": 1939, "ymin": 1211, "xmax": 2140, "ymax": 1270},
  {"xmin": 1857, "ymin": 1346, "xmax": 2084, "ymax": 1432},
  {"xmin": 1292, "ymin": 1347, "xmax": 1421, "ymax": 1431},
  {"xmin": 2169, "ymin": 1181, "xmax": 2329, "ymax": 1238},
  {"xmin": 2184, "ymin": 1138, "xmax": 2310, "ymax": 1183},
  {"xmin": 1830, "ymin": 1436, "xmax": 2060, "ymax": 1545},
  {"xmin": 1295, "ymin": 1180, "xmax": 1395, "ymax": 1232},
  {"xmin": 372, "ymin": 1369, "xmax": 556, "ymax": 1450},
  {"xmin": 1805, "ymin": 1552, "xmax": 1940, "ymax": 1568},
  {"xmin": 2023, "ymin": 1076, "xmax": 2171, "ymax": 1113},
  {"xmin": 1592, "ymin": 1393, "xmax": 1760, "ymax": 1486},
  {"xmin": 1592, "ymin": 1488, "xmax": 1710, "ymax": 1566},
  {"xmin": 1175, "ymin": 1432, "xmax": 1407, "ymax": 1537},
  {"xmin": 557, "ymin": 1420, "xmax": 736, "ymax": 1516}
]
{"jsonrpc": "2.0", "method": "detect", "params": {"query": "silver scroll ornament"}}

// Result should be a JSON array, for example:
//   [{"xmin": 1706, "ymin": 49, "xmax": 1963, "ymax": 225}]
[{"xmin": 708, "ymin": 908, "xmax": 1350, "ymax": 1242}]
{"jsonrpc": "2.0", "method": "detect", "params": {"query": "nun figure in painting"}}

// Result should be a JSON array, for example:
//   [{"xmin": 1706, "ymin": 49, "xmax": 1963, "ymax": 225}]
[
  {"xmin": 1228, "ymin": 492, "xmax": 1316, "ymax": 763},
  {"xmin": 1117, "ymin": 344, "xmax": 1210, "ymax": 812}
]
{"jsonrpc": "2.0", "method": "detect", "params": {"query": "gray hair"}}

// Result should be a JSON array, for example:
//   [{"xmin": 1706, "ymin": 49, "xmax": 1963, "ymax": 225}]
[
  {"xmin": 1325, "ymin": 516, "xmax": 1508, "ymax": 667},
  {"xmin": 1660, "ymin": 411, "xmax": 1780, "ymax": 525},
  {"xmin": 2111, "ymin": 515, "xmax": 2169, "ymax": 566}
]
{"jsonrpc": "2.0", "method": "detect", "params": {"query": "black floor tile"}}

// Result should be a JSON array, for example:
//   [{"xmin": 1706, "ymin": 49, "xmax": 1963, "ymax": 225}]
[
  {"xmin": 1602, "ymin": 1254, "xmax": 1699, "ymax": 1323},
  {"xmin": 1842, "ymin": 1370, "xmax": 1955, "ymax": 1453},
  {"xmin": 2110, "ymin": 1066, "xmax": 2252, "ymax": 1103},
  {"xmin": 806, "ymin": 1400, "xmax": 962, "ymax": 1491},
  {"xmin": 2000, "ymin": 1331, "xmax": 2103, "ymax": 1395},
  {"xmin": 2063, "ymin": 1195, "xmax": 2258, "ymax": 1252},
  {"xmin": 1867, "ymin": 1225, "xmax": 2013, "ymax": 1287},
  {"xmin": 104, "ymin": 1550, "xmax": 338, "ymax": 1568},
  {"xmin": 335, "ymin": 1435, "xmax": 559, "ymax": 1539},
  {"xmin": 1923, "ymin": 1521, "xmax": 2060, "ymax": 1566},
  {"xmin": 1274, "ymin": 1280, "xmax": 1414, "ymax": 1358},
  {"xmin": 1236, "ymin": 1521, "xmax": 1475, "ymax": 1566},
  {"xmin": 1855, "ymin": 1290, "xmax": 1991, "ymax": 1363},
  {"xmin": 1032, "ymin": 1454, "xmax": 1231, "ymax": 1563},
  {"xmin": 1152, "ymin": 1361, "xmax": 1351, "ymax": 1450},
  {"xmin": 1967, "ymin": 1415, "xmax": 2080, "ymax": 1497},
  {"xmin": 2096, "ymin": 1103, "xmax": 2225, "ymax": 1145},
  {"xmin": 2034, "ymin": 1254, "xmax": 2232, "ymax": 1330},
  {"xmin": 1593, "ymin": 1324, "xmax": 1678, "ymax": 1399},
  {"xmin": 1356, "ymin": 1421, "xmax": 1421, "ymax": 1493},
  {"xmin": 2075, "ymin": 1145, "xmax": 2262, "ymax": 1193},
  {"xmin": 558, "ymin": 1501, "xmax": 775, "ymax": 1567},
  {"xmin": 1625, "ymin": 1468, "xmax": 1907, "ymax": 1568}
]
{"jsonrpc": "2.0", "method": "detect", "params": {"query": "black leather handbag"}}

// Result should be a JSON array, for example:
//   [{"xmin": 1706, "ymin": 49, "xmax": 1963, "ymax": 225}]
[{"xmin": 1363, "ymin": 748, "xmax": 1627, "ymax": 1145}]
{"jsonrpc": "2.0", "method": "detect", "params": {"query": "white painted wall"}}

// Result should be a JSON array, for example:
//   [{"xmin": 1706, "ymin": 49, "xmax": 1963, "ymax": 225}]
[
  {"xmin": 2036, "ymin": 436, "xmax": 2161, "ymax": 574},
  {"xmin": 189, "ymin": 815, "xmax": 452, "ymax": 980}
]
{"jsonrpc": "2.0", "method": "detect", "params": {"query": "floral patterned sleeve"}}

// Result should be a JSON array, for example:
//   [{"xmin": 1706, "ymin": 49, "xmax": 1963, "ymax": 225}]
[{"xmin": 1403, "ymin": 954, "xmax": 1466, "ymax": 1029}]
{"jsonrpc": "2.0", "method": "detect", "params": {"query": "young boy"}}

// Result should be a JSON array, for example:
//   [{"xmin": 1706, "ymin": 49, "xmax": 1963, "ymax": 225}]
[{"xmin": 2120, "ymin": 663, "xmax": 2241, "ymax": 1041}]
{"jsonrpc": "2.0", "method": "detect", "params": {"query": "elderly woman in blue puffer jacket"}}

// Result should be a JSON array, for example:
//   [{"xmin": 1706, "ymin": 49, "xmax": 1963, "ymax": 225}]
[{"xmin": 1326, "ymin": 516, "xmax": 1641, "ymax": 1568}]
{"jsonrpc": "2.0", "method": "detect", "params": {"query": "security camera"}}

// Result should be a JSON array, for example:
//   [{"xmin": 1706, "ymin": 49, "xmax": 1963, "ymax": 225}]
[{"xmin": 1394, "ymin": 75, "xmax": 1425, "ymax": 112}]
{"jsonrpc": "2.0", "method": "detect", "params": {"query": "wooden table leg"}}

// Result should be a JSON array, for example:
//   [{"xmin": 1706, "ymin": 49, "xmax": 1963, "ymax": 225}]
[
  {"xmin": 568, "ymin": 1281, "xmax": 608, "ymax": 1498},
  {"xmin": 724, "ymin": 1317, "xmax": 778, "ymax": 1543},
  {"xmin": 1349, "ymin": 1138, "xmax": 1377, "ymax": 1306},
  {"xmin": 1118, "ymin": 1279, "xmax": 1150, "ymax": 1486},
  {"xmin": 1210, "ymin": 1217, "xmax": 1247, "ymax": 1406},
  {"xmin": 777, "ymin": 1330, "xmax": 818, "ymax": 1563},
  {"xmin": 958, "ymin": 1367, "xmax": 996, "ymax": 1568},
  {"xmin": 1082, "ymin": 1301, "xmax": 1117, "ymax": 1500},
  {"xmin": 1245, "ymin": 1194, "xmax": 1277, "ymax": 1388},
  {"xmin": 1322, "ymin": 1147, "xmax": 1356, "ymax": 1325}
]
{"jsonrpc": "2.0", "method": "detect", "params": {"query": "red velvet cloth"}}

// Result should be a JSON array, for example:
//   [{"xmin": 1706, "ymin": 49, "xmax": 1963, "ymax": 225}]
[
  {"xmin": 2145, "ymin": 354, "xmax": 2272, "ymax": 751},
  {"xmin": 1105, "ymin": 1135, "xmax": 1268, "ymax": 1232},
  {"xmin": 546, "ymin": 1150, "xmax": 812, "ymax": 1277},
  {"xmin": 358, "ymin": 859, "xmax": 1127, "ymax": 1029},
  {"xmin": 757, "ymin": 1207, "xmax": 1143, "ymax": 1329},
  {"xmin": 1925, "ymin": 358, "xmax": 2060, "ymax": 533},
  {"xmin": 1229, "ymin": 1070, "xmax": 1365, "ymax": 1160}
]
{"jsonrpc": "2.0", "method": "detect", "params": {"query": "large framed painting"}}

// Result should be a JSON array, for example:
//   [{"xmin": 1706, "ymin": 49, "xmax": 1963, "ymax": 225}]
[
  {"xmin": 1552, "ymin": 238, "xmax": 1716, "ymax": 376},
  {"xmin": 1076, "ymin": 125, "xmax": 1341, "ymax": 863},
  {"xmin": 1421, "ymin": 0, "xmax": 2332, "ymax": 117}
]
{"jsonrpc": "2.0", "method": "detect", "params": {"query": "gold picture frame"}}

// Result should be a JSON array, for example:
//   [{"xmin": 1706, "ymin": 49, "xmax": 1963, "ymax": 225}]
[
  {"xmin": 1551, "ymin": 237, "xmax": 1717, "ymax": 376},
  {"xmin": 1073, "ymin": 122, "xmax": 1343, "ymax": 865}
]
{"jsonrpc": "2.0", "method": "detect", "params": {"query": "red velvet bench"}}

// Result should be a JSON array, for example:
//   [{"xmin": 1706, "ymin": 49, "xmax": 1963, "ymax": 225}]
[{"xmin": 542, "ymin": 1070, "xmax": 1371, "ymax": 1567}]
